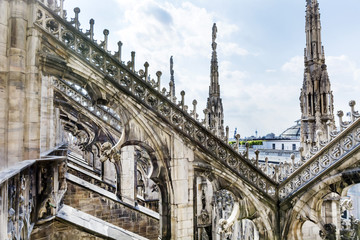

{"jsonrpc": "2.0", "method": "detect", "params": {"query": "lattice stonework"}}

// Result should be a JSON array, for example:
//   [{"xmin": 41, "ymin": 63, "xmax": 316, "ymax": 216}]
[
  {"xmin": 279, "ymin": 124, "xmax": 360, "ymax": 200},
  {"xmin": 53, "ymin": 78, "xmax": 122, "ymax": 133}
]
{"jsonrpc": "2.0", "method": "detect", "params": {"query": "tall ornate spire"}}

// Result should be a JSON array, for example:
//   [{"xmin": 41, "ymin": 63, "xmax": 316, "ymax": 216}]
[
  {"xmin": 300, "ymin": 0, "xmax": 335, "ymax": 152},
  {"xmin": 304, "ymin": 0, "xmax": 325, "ymax": 65},
  {"xmin": 170, "ymin": 56, "xmax": 175, "ymax": 96},
  {"xmin": 209, "ymin": 23, "xmax": 220, "ymax": 97},
  {"xmin": 206, "ymin": 23, "xmax": 224, "ymax": 138}
]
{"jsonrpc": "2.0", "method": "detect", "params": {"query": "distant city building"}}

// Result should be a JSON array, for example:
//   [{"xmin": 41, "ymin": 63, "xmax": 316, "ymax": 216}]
[{"xmin": 237, "ymin": 121, "xmax": 300, "ymax": 163}]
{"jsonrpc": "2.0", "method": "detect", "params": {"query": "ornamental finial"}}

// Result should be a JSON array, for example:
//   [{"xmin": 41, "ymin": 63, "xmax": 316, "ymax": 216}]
[{"xmin": 170, "ymin": 56, "xmax": 175, "ymax": 96}]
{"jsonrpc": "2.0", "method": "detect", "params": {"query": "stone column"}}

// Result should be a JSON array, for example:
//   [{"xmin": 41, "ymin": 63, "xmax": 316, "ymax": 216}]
[
  {"xmin": 0, "ymin": 183, "xmax": 8, "ymax": 240},
  {"xmin": 103, "ymin": 160, "xmax": 117, "ymax": 189},
  {"xmin": 40, "ymin": 75, "xmax": 55, "ymax": 152},
  {"xmin": 0, "ymin": 0, "xmax": 9, "ymax": 171},
  {"xmin": 322, "ymin": 193, "xmax": 341, "ymax": 239},
  {"xmin": 120, "ymin": 145, "xmax": 136, "ymax": 205},
  {"xmin": 170, "ymin": 136, "xmax": 195, "ymax": 240},
  {"xmin": 0, "ymin": 0, "xmax": 41, "ymax": 170},
  {"xmin": 54, "ymin": 107, "xmax": 63, "ymax": 146},
  {"xmin": 24, "ymin": 1, "xmax": 41, "ymax": 160},
  {"xmin": 7, "ymin": 0, "xmax": 29, "ymax": 166}
]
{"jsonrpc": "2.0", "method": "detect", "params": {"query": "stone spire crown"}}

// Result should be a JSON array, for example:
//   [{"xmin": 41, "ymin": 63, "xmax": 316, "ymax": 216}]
[
  {"xmin": 300, "ymin": 0, "xmax": 335, "ymax": 151},
  {"xmin": 209, "ymin": 23, "xmax": 220, "ymax": 98},
  {"xmin": 206, "ymin": 23, "xmax": 224, "ymax": 138},
  {"xmin": 305, "ymin": 0, "xmax": 325, "ymax": 66}
]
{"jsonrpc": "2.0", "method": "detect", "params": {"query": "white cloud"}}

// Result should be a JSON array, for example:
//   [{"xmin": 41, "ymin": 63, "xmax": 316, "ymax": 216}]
[
  {"xmin": 111, "ymin": 0, "xmax": 251, "ymax": 79},
  {"xmin": 266, "ymin": 69, "xmax": 276, "ymax": 73},
  {"xmin": 219, "ymin": 42, "xmax": 249, "ymax": 56},
  {"xmin": 325, "ymin": 55, "xmax": 360, "ymax": 119},
  {"xmin": 327, "ymin": 55, "xmax": 360, "ymax": 84},
  {"xmin": 219, "ymin": 57, "xmax": 300, "ymax": 137},
  {"xmin": 114, "ymin": 0, "xmax": 215, "ymax": 61},
  {"xmin": 281, "ymin": 56, "xmax": 303, "ymax": 74}
]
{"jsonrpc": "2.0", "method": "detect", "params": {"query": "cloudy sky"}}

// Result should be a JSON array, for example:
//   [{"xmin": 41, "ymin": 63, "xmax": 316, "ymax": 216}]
[{"xmin": 64, "ymin": 0, "xmax": 360, "ymax": 138}]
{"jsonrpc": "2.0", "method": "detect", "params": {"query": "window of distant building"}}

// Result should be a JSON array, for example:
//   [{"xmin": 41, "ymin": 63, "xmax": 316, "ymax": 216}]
[
  {"xmin": 282, "ymin": 144, "xmax": 284, "ymax": 150},
  {"xmin": 292, "ymin": 144, "xmax": 296, "ymax": 151},
  {"xmin": 272, "ymin": 144, "xmax": 275, "ymax": 149}
]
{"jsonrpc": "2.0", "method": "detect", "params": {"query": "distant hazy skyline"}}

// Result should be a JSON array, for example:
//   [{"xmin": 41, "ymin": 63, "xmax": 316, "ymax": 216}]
[{"xmin": 64, "ymin": 0, "xmax": 360, "ymax": 137}]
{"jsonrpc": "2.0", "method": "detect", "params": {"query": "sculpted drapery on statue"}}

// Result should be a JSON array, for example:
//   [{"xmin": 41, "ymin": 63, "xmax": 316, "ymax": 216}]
[{"xmin": 212, "ymin": 23, "xmax": 217, "ymax": 45}]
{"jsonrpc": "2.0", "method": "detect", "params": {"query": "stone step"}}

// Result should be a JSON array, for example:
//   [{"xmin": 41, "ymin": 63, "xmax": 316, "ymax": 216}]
[
  {"xmin": 64, "ymin": 173, "xmax": 160, "ymax": 240},
  {"xmin": 67, "ymin": 162, "xmax": 116, "ymax": 194},
  {"xmin": 67, "ymin": 151, "xmax": 88, "ymax": 164},
  {"xmin": 67, "ymin": 162, "xmax": 102, "ymax": 181},
  {"xmin": 57, "ymin": 205, "xmax": 149, "ymax": 240},
  {"xmin": 67, "ymin": 153, "xmax": 101, "ymax": 176}
]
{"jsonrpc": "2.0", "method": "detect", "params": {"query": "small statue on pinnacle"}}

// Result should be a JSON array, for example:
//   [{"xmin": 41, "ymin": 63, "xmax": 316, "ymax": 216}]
[
  {"xmin": 212, "ymin": 23, "xmax": 217, "ymax": 43},
  {"xmin": 212, "ymin": 23, "xmax": 217, "ymax": 51}
]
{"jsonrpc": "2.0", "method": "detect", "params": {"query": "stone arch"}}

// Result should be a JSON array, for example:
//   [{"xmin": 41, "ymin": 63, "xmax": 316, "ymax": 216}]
[
  {"xmin": 111, "ymin": 92, "xmax": 174, "ymax": 238},
  {"xmin": 121, "ymin": 140, "xmax": 171, "ymax": 240},
  {"xmin": 44, "ymin": 60, "xmax": 111, "ymax": 107},
  {"xmin": 194, "ymin": 171, "xmax": 218, "ymax": 239},
  {"xmin": 231, "ymin": 188, "xmax": 272, "ymax": 240},
  {"xmin": 233, "ymin": 219, "xmax": 259, "ymax": 240},
  {"xmin": 194, "ymin": 162, "xmax": 276, "ymax": 240},
  {"xmin": 284, "ymin": 167, "xmax": 360, "ymax": 239},
  {"xmin": 343, "ymin": 183, "xmax": 360, "ymax": 219},
  {"xmin": 283, "ymin": 175, "xmax": 341, "ymax": 239},
  {"xmin": 83, "ymin": 82, "xmax": 109, "ymax": 106},
  {"xmin": 217, "ymin": 177, "xmax": 275, "ymax": 239},
  {"xmin": 211, "ymin": 187, "xmax": 266, "ymax": 240},
  {"xmin": 301, "ymin": 220, "xmax": 322, "ymax": 240}
]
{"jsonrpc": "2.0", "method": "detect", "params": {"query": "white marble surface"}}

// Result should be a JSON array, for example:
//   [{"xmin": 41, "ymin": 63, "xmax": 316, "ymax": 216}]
[{"xmin": 57, "ymin": 205, "xmax": 149, "ymax": 240}]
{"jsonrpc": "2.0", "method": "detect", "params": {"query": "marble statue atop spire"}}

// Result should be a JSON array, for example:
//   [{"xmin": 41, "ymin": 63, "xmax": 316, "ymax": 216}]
[
  {"xmin": 212, "ymin": 23, "xmax": 217, "ymax": 48},
  {"xmin": 170, "ymin": 56, "xmax": 175, "ymax": 96}
]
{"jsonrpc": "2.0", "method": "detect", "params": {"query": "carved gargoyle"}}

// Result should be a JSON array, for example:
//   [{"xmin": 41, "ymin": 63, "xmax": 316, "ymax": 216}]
[
  {"xmin": 319, "ymin": 223, "xmax": 337, "ymax": 240},
  {"xmin": 218, "ymin": 201, "xmax": 240, "ymax": 236},
  {"xmin": 38, "ymin": 196, "xmax": 56, "ymax": 220},
  {"xmin": 100, "ymin": 142, "xmax": 120, "ymax": 163}
]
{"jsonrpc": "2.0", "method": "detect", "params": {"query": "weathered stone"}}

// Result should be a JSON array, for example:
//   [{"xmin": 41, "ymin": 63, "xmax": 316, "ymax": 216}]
[{"xmin": 0, "ymin": 0, "xmax": 360, "ymax": 240}]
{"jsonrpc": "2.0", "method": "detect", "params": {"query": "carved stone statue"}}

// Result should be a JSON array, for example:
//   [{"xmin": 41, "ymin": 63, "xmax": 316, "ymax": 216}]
[
  {"xmin": 319, "ymin": 223, "xmax": 336, "ymax": 240},
  {"xmin": 100, "ymin": 142, "xmax": 120, "ymax": 163},
  {"xmin": 170, "ymin": 56, "xmax": 174, "ymax": 76}
]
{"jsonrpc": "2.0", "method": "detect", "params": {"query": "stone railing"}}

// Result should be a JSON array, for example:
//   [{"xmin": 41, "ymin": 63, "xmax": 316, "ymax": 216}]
[
  {"xmin": 34, "ymin": 1, "xmax": 277, "ymax": 199},
  {"xmin": 231, "ymin": 139, "xmax": 299, "ymax": 183},
  {"xmin": 235, "ymin": 100, "xmax": 360, "ymax": 193},
  {"xmin": 278, "ymin": 101, "xmax": 360, "ymax": 200},
  {"xmin": 53, "ymin": 78, "xmax": 123, "ymax": 133},
  {"xmin": 0, "ymin": 145, "xmax": 67, "ymax": 240},
  {"xmin": 304, "ymin": 100, "xmax": 360, "ymax": 160}
]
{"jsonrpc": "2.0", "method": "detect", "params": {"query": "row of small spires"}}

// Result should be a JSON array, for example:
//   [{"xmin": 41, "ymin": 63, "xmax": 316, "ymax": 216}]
[
  {"xmin": 41, "ymin": 0, "xmax": 227, "ymax": 136},
  {"xmin": 42, "ymin": 1, "xmax": 158, "ymax": 73},
  {"xmin": 42, "ymin": 1, "xmax": 360, "ymax": 183}
]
